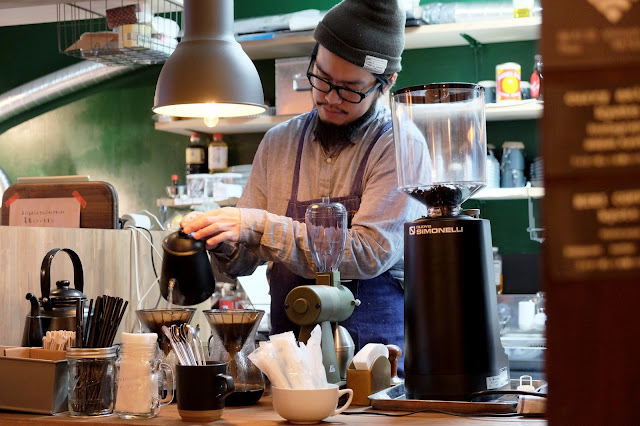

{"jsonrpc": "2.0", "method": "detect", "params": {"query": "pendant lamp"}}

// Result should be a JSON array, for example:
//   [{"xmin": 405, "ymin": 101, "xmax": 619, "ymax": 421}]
[{"xmin": 153, "ymin": 0, "xmax": 266, "ymax": 126}]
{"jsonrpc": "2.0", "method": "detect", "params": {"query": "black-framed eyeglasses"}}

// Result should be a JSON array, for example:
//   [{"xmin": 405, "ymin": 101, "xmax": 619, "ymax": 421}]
[{"xmin": 306, "ymin": 61, "xmax": 383, "ymax": 104}]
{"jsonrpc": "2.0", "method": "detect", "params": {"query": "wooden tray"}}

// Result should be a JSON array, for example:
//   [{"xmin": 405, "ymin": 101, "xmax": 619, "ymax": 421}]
[
  {"xmin": 368, "ymin": 379, "xmax": 546, "ymax": 414},
  {"xmin": 1, "ymin": 182, "xmax": 119, "ymax": 229}
]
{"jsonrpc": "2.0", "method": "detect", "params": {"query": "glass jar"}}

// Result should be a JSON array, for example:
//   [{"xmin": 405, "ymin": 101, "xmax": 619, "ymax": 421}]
[
  {"xmin": 67, "ymin": 347, "xmax": 118, "ymax": 417},
  {"xmin": 115, "ymin": 333, "xmax": 174, "ymax": 419}
]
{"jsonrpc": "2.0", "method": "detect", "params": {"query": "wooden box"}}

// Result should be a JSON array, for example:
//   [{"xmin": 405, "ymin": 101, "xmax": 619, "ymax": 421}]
[{"xmin": 1, "ymin": 181, "xmax": 119, "ymax": 229}]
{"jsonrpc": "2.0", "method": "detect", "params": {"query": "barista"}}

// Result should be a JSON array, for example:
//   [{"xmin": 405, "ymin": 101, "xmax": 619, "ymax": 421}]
[{"xmin": 181, "ymin": 0, "xmax": 425, "ymax": 374}]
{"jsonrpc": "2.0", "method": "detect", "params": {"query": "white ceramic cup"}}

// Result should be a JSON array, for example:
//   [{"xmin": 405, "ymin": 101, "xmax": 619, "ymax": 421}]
[{"xmin": 271, "ymin": 384, "xmax": 353, "ymax": 424}]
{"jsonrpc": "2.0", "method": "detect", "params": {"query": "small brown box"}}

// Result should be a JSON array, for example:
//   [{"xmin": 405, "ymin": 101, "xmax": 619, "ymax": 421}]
[
  {"xmin": 64, "ymin": 32, "xmax": 119, "ymax": 52},
  {"xmin": 346, "ymin": 355, "xmax": 391, "ymax": 406},
  {"xmin": 0, "ymin": 347, "xmax": 69, "ymax": 414},
  {"xmin": 106, "ymin": 4, "xmax": 138, "ymax": 29}
]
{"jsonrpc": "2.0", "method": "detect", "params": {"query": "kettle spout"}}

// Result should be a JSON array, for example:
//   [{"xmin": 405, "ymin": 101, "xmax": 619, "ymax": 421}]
[
  {"xmin": 24, "ymin": 293, "xmax": 44, "ymax": 347},
  {"xmin": 26, "ymin": 293, "xmax": 41, "ymax": 317}
]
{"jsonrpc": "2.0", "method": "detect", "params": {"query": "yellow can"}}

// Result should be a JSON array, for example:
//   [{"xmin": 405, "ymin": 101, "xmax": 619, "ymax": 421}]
[{"xmin": 496, "ymin": 62, "xmax": 522, "ymax": 102}]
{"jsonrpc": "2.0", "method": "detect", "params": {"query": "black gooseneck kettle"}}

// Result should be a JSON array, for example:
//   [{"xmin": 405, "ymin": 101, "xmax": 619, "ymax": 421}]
[
  {"xmin": 159, "ymin": 229, "xmax": 216, "ymax": 306},
  {"xmin": 22, "ymin": 248, "xmax": 88, "ymax": 347}
]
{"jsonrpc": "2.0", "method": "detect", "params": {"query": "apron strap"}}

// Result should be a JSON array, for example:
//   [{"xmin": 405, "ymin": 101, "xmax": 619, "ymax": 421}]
[
  {"xmin": 349, "ymin": 120, "xmax": 392, "ymax": 196},
  {"xmin": 289, "ymin": 109, "xmax": 317, "ymax": 203}
]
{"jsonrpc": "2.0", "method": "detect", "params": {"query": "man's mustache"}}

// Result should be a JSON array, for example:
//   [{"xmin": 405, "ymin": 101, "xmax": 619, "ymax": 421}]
[{"xmin": 314, "ymin": 100, "xmax": 348, "ymax": 115}]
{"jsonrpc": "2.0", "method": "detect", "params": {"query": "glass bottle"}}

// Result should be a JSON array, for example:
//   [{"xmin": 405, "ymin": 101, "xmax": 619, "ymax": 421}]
[
  {"xmin": 530, "ymin": 54, "xmax": 543, "ymax": 101},
  {"xmin": 208, "ymin": 133, "xmax": 229, "ymax": 173},
  {"xmin": 492, "ymin": 247, "xmax": 503, "ymax": 294},
  {"xmin": 115, "ymin": 333, "xmax": 174, "ymax": 419},
  {"xmin": 218, "ymin": 283, "xmax": 238, "ymax": 309},
  {"xmin": 186, "ymin": 133, "xmax": 207, "ymax": 175}
]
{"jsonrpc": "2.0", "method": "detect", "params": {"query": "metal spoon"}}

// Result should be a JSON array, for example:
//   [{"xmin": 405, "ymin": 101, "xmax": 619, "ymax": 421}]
[
  {"xmin": 194, "ymin": 324, "xmax": 207, "ymax": 365},
  {"xmin": 172, "ymin": 325, "xmax": 193, "ymax": 365},
  {"xmin": 162, "ymin": 325, "xmax": 188, "ymax": 365},
  {"xmin": 178, "ymin": 324, "xmax": 197, "ymax": 365},
  {"xmin": 187, "ymin": 324, "xmax": 206, "ymax": 365}
]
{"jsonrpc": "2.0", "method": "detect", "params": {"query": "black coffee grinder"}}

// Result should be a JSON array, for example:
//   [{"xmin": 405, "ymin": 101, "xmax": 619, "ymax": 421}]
[{"xmin": 390, "ymin": 83, "xmax": 509, "ymax": 401}]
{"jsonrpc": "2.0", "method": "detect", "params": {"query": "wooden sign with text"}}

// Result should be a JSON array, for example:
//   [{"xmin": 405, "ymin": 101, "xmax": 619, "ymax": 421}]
[{"xmin": 541, "ymin": 0, "xmax": 640, "ymax": 424}]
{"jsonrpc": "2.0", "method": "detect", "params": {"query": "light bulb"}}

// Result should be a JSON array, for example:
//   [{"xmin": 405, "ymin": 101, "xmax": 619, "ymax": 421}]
[{"xmin": 204, "ymin": 115, "xmax": 219, "ymax": 128}]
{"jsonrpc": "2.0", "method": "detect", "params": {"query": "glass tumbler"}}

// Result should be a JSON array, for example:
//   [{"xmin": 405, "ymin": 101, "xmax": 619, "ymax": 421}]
[{"xmin": 67, "ymin": 347, "xmax": 118, "ymax": 417}]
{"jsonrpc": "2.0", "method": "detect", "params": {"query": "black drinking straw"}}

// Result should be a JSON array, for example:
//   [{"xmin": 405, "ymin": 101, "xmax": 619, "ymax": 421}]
[
  {"xmin": 106, "ymin": 300, "xmax": 128, "ymax": 347},
  {"xmin": 97, "ymin": 297, "xmax": 115, "ymax": 347},
  {"xmin": 87, "ymin": 297, "xmax": 101, "ymax": 348},
  {"xmin": 75, "ymin": 299, "xmax": 83, "ymax": 348},
  {"xmin": 83, "ymin": 299, "xmax": 93, "ymax": 348}
]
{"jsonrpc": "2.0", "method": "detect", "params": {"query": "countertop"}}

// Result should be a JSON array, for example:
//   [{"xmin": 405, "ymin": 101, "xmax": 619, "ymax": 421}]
[{"xmin": 0, "ymin": 396, "xmax": 546, "ymax": 425}]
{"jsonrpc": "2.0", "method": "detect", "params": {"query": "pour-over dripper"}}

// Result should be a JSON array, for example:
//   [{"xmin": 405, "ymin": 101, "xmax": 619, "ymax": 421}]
[
  {"xmin": 305, "ymin": 197, "xmax": 347, "ymax": 274},
  {"xmin": 135, "ymin": 308, "xmax": 196, "ymax": 357},
  {"xmin": 203, "ymin": 309, "xmax": 265, "ymax": 406},
  {"xmin": 391, "ymin": 83, "xmax": 487, "ymax": 217}
]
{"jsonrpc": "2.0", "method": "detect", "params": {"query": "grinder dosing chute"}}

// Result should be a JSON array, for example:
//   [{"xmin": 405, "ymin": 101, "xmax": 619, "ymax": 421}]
[{"xmin": 391, "ymin": 83, "xmax": 509, "ymax": 401}]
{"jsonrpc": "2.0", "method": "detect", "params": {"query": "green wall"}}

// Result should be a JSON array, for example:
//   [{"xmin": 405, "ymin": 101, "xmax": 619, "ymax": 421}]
[{"xmin": 0, "ymin": 0, "xmax": 542, "ymax": 253}]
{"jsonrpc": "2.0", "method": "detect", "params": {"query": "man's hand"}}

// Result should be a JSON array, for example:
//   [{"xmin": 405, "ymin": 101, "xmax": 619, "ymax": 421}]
[{"xmin": 180, "ymin": 207, "xmax": 241, "ymax": 250}]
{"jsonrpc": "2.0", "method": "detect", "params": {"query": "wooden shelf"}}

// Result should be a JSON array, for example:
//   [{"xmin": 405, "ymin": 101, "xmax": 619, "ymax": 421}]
[
  {"xmin": 154, "ymin": 17, "xmax": 542, "ymax": 136},
  {"xmin": 486, "ymin": 100, "xmax": 543, "ymax": 121},
  {"xmin": 240, "ymin": 17, "xmax": 541, "ymax": 60},
  {"xmin": 156, "ymin": 197, "xmax": 203, "ymax": 208},
  {"xmin": 155, "ymin": 101, "xmax": 542, "ymax": 136},
  {"xmin": 472, "ymin": 185, "xmax": 544, "ymax": 200}
]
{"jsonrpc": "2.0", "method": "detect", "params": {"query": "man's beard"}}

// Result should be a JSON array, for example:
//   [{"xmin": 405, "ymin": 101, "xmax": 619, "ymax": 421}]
[{"xmin": 313, "ymin": 98, "xmax": 379, "ymax": 150}]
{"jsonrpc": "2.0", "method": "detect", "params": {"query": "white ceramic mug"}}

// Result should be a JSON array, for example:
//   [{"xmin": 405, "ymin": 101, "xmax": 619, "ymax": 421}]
[{"xmin": 271, "ymin": 384, "xmax": 353, "ymax": 424}]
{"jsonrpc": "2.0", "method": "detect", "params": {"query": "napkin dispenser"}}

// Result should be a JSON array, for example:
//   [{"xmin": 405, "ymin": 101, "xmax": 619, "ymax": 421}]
[{"xmin": 346, "ymin": 355, "xmax": 391, "ymax": 406}]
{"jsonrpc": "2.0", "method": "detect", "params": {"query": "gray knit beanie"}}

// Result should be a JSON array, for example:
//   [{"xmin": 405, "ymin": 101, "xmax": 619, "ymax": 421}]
[{"xmin": 314, "ymin": 0, "xmax": 405, "ymax": 74}]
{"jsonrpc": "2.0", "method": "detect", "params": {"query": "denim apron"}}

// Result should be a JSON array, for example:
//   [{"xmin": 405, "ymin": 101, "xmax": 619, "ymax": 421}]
[{"xmin": 269, "ymin": 109, "xmax": 405, "ymax": 374}]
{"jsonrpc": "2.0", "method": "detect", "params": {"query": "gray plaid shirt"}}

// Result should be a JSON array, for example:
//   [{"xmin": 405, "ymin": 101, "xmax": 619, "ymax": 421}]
[{"xmin": 211, "ymin": 103, "xmax": 425, "ymax": 286}]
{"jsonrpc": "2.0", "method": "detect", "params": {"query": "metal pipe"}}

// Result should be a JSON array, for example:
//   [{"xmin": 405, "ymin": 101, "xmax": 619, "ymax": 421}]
[
  {"xmin": 0, "ymin": 61, "xmax": 133, "ymax": 126},
  {"xmin": 0, "ymin": 166, "xmax": 10, "ymax": 201}
]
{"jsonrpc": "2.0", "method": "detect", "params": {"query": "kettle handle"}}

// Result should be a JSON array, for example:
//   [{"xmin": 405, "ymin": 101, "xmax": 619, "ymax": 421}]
[{"xmin": 40, "ymin": 248, "xmax": 84, "ymax": 311}]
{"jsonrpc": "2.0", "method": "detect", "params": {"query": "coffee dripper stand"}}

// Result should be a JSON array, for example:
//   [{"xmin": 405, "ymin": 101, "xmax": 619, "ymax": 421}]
[
  {"xmin": 284, "ymin": 197, "xmax": 359, "ymax": 386},
  {"xmin": 203, "ymin": 309, "xmax": 265, "ymax": 406}
]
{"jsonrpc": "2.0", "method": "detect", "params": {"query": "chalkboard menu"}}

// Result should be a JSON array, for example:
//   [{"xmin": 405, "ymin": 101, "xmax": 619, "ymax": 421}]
[
  {"xmin": 544, "ymin": 71, "xmax": 640, "ymax": 280},
  {"xmin": 542, "ymin": 1, "xmax": 640, "ymax": 424}
]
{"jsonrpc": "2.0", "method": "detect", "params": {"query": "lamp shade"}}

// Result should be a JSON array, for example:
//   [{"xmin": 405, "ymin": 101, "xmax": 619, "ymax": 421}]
[{"xmin": 153, "ymin": 0, "xmax": 266, "ymax": 119}]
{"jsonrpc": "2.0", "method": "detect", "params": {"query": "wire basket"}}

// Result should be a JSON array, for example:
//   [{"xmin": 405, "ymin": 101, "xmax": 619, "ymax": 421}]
[{"xmin": 57, "ymin": 0, "xmax": 183, "ymax": 66}]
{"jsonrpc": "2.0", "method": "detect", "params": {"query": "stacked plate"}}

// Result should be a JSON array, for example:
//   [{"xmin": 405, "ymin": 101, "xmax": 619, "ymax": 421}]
[{"xmin": 530, "ymin": 157, "xmax": 544, "ymax": 187}]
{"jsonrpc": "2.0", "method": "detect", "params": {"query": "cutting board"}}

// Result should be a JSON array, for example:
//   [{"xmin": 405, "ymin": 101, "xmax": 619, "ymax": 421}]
[{"xmin": 1, "ymin": 182, "xmax": 119, "ymax": 229}]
